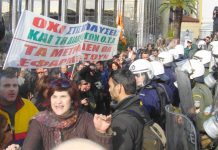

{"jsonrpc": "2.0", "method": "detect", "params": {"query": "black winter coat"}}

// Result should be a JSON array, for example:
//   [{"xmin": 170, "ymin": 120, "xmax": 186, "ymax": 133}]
[{"xmin": 112, "ymin": 95, "xmax": 150, "ymax": 150}]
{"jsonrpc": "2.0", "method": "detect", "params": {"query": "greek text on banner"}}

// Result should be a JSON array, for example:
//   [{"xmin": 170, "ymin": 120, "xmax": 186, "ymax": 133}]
[{"xmin": 3, "ymin": 10, "xmax": 120, "ymax": 69}]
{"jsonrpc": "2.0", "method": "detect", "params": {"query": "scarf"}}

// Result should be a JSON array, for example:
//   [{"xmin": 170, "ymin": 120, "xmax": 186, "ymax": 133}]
[{"xmin": 33, "ymin": 110, "xmax": 78, "ymax": 145}]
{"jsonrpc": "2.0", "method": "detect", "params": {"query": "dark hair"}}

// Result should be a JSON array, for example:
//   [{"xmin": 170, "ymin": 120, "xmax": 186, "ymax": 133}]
[
  {"xmin": 36, "ymin": 76, "xmax": 53, "ymax": 98},
  {"xmin": 96, "ymin": 61, "xmax": 103, "ymax": 65},
  {"xmin": 141, "ymin": 50, "xmax": 150, "ymax": 55},
  {"xmin": 147, "ymin": 43, "xmax": 154, "ymax": 49},
  {"xmin": 110, "ymin": 68, "xmax": 136, "ymax": 94},
  {"xmin": 152, "ymin": 48, "xmax": 159, "ymax": 52},
  {"xmin": 111, "ymin": 61, "xmax": 121, "ymax": 69},
  {"xmin": 47, "ymin": 78, "xmax": 80, "ymax": 111},
  {"xmin": 0, "ymin": 69, "xmax": 17, "ymax": 80},
  {"xmin": 127, "ymin": 46, "xmax": 133, "ymax": 50}
]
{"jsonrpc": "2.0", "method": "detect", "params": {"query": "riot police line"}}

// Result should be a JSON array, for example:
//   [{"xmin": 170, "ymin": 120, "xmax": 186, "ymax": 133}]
[{"xmin": 128, "ymin": 39, "xmax": 218, "ymax": 150}]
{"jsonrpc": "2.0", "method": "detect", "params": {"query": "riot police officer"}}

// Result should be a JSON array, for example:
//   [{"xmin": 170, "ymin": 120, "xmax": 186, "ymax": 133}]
[
  {"xmin": 180, "ymin": 59, "xmax": 213, "ymax": 132},
  {"xmin": 129, "ymin": 59, "xmax": 169, "ymax": 127}
]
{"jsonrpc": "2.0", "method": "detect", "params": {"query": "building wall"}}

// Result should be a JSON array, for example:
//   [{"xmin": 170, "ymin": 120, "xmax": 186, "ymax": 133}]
[
  {"xmin": 200, "ymin": 0, "xmax": 218, "ymax": 38},
  {"xmin": 181, "ymin": 0, "xmax": 201, "ymax": 43},
  {"xmin": 181, "ymin": 22, "xmax": 201, "ymax": 39}
]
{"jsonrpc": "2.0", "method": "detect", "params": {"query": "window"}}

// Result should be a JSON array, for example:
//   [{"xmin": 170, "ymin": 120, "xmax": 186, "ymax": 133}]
[
  {"xmin": 66, "ymin": 0, "xmax": 79, "ymax": 24},
  {"xmin": 0, "ymin": 1, "xmax": 12, "ymax": 53},
  {"xmin": 49, "ymin": 0, "xmax": 60, "ymax": 20},
  {"xmin": 33, "ymin": 0, "xmax": 43, "ymax": 15},
  {"xmin": 2, "ymin": 0, "xmax": 10, "ymax": 32},
  {"xmin": 84, "ymin": 0, "xmax": 97, "ymax": 22},
  {"xmin": 102, "ymin": 0, "xmax": 115, "ymax": 26},
  {"xmin": 124, "ymin": 0, "xmax": 135, "ymax": 20}
]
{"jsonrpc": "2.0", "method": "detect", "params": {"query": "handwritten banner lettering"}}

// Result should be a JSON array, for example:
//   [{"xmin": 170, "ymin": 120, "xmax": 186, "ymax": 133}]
[{"xmin": 3, "ymin": 10, "xmax": 120, "ymax": 69}]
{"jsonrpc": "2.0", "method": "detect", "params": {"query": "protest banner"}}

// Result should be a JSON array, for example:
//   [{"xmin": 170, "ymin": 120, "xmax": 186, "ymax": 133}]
[{"xmin": 3, "ymin": 10, "xmax": 120, "ymax": 69}]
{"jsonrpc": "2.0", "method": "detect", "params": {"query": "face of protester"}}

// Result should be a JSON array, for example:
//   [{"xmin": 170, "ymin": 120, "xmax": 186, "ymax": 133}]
[
  {"xmin": 147, "ymin": 45, "xmax": 153, "ymax": 51},
  {"xmin": 112, "ymin": 63, "xmax": 118, "ymax": 71},
  {"xmin": 205, "ymin": 37, "xmax": 210, "ymax": 44},
  {"xmin": 61, "ymin": 66, "xmax": 68, "ymax": 73},
  {"xmin": 36, "ymin": 68, "xmax": 45, "ymax": 79},
  {"xmin": 131, "ymin": 54, "xmax": 136, "ymax": 61},
  {"xmin": 0, "ymin": 77, "xmax": 19, "ymax": 104},
  {"xmin": 142, "ymin": 53, "xmax": 149, "ymax": 60},
  {"xmin": 77, "ymin": 64, "xmax": 84, "ymax": 71},
  {"xmin": 108, "ymin": 78, "xmax": 120, "ymax": 101},
  {"xmin": 79, "ymin": 81, "xmax": 90, "ymax": 92},
  {"xmin": 187, "ymin": 42, "xmax": 192, "ymax": 48},
  {"xmin": 86, "ymin": 83, "xmax": 91, "ymax": 91},
  {"xmin": 51, "ymin": 91, "xmax": 72, "ymax": 116},
  {"xmin": 127, "ymin": 47, "xmax": 132, "ymax": 52},
  {"xmin": 96, "ymin": 63, "xmax": 103, "ymax": 71},
  {"xmin": 152, "ymin": 51, "xmax": 159, "ymax": 57}
]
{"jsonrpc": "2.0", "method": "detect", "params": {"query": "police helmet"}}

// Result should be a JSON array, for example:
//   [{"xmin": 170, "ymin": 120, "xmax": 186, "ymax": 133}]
[
  {"xmin": 129, "ymin": 59, "xmax": 154, "ymax": 79},
  {"xmin": 197, "ymin": 40, "xmax": 206, "ymax": 49},
  {"xmin": 180, "ymin": 59, "xmax": 205, "ymax": 79},
  {"xmin": 150, "ymin": 61, "xmax": 164, "ymax": 76},
  {"xmin": 158, "ymin": 51, "xmax": 174, "ymax": 64},
  {"xmin": 192, "ymin": 50, "xmax": 211, "ymax": 65}
]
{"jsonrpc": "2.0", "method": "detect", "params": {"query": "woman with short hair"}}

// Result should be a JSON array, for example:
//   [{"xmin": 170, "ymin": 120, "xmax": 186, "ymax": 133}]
[{"xmin": 7, "ymin": 78, "xmax": 112, "ymax": 150}]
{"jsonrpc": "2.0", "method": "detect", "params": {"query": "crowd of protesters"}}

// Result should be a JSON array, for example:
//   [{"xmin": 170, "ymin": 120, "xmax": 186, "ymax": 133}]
[{"xmin": 1, "ymin": 34, "xmax": 218, "ymax": 150}]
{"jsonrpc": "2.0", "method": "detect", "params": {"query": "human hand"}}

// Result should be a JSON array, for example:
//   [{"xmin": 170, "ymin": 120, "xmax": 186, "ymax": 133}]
[
  {"xmin": 81, "ymin": 98, "xmax": 89, "ymax": 106},
  {"xmin": 93, "ymin": 114, "xmax": 111, "ymax": 134},
  {"xmin": 5, "ymin": 144, "xmax": 21, "ymax": 150}
]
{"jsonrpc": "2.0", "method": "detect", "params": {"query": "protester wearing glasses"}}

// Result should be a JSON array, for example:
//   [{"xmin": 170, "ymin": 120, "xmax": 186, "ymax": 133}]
[
  {"xmin": 28, "ymin": 68, "xmax": 48, "ymax": 104},
  {"xmin": 7, "ymin": 78, "xmax": 112, "ymax": 150}
]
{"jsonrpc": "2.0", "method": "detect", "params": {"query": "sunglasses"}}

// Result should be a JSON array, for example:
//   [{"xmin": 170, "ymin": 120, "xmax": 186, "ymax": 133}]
[{"xmin": 50, "ymin": 79, "xmax": 71, "ymax": 88}]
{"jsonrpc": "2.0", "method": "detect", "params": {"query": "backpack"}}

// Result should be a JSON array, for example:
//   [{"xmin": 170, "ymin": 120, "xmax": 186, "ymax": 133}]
[
  {"xmin": 126, "ymin": 109, "xmax": 166, "ymax": 150},
  {"xmin": 141, "ymin": 83, "xmax": 170, "ymax": 128},
  {"xmin": 155, "ymin": 83, "xmax": 171, "ymax": 128}
]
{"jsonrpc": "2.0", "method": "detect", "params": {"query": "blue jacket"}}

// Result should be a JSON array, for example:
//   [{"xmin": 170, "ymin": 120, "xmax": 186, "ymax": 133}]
[
  {"xmin": 139, "ymin": 81, "xmax": 160, "ymax": 119},
  {"xmin": 164, "ymin": 67, "xmax": 180, "ymax": 106}
]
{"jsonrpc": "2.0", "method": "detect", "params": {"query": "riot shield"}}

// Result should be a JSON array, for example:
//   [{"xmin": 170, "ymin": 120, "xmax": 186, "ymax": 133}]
[
  {"xmin": 175, "ymin": 68, "xmax": 195, "ymax": 118},
  {"xmin": 213, "ymin": 83, "xmax": 218, "ymax": 112},
  {"xmin": 165, "ymin": 105, "xmax": 198, "ymax": 150}
]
